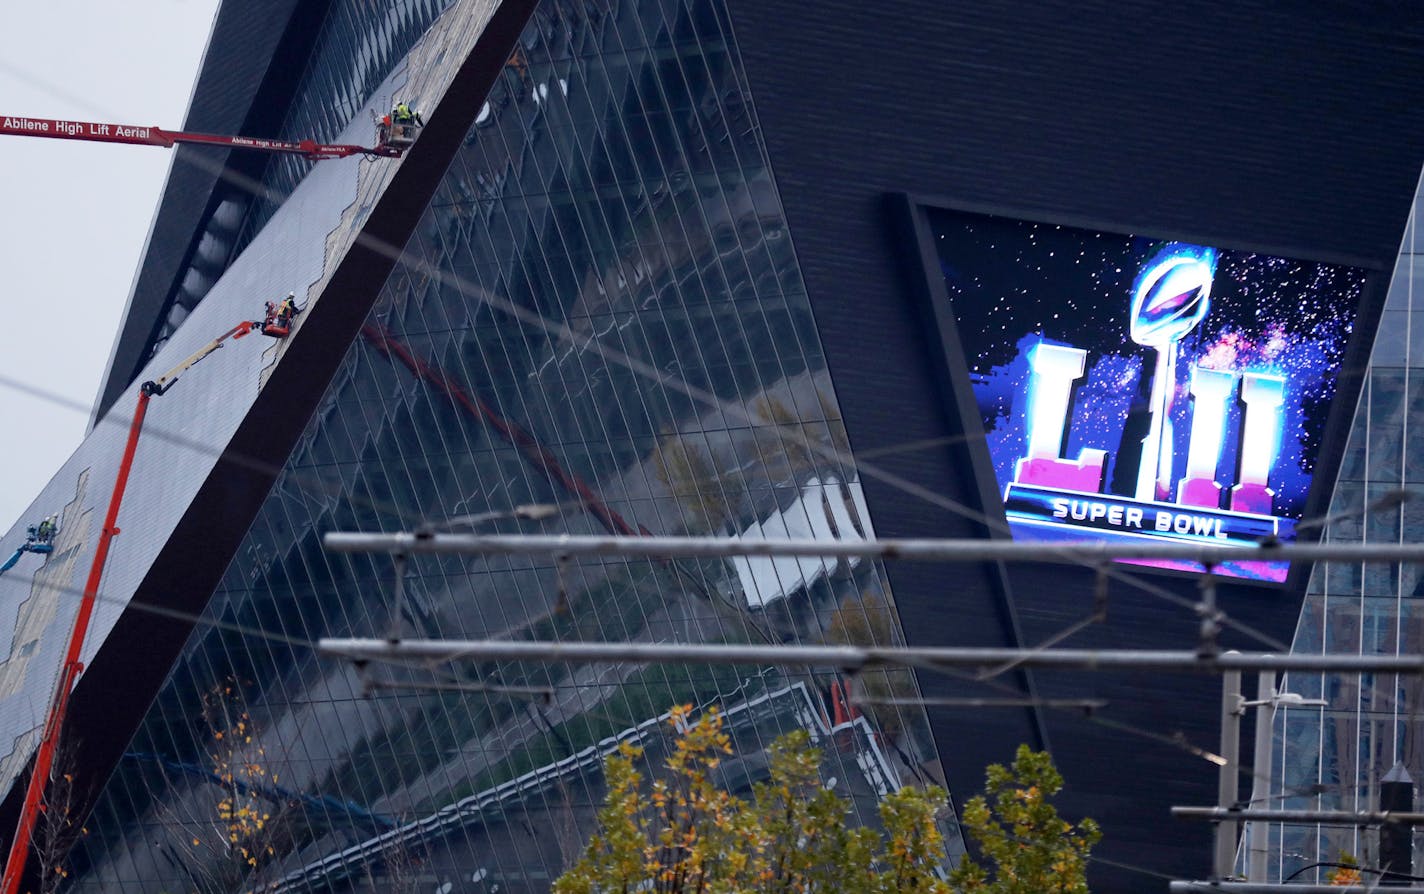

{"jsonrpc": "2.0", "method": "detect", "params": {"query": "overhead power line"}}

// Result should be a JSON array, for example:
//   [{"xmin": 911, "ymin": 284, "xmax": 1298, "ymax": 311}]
[
  {"xmin": 1172, "ymin": 807, "xmax": 1424, "ymax": 825},
  {"xmin": 321, "ymin": 531, "xmax": 1424, "ymax": 566},
  {"xmin": 314, "ymin": 639, "xmax": 1424, "ymax": 676}
]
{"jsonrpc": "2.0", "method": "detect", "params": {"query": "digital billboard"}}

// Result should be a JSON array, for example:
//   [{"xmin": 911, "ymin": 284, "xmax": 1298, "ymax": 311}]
[{"xmin": 929, "ymin": 207, "xmax": 1366, "ymax": 582}]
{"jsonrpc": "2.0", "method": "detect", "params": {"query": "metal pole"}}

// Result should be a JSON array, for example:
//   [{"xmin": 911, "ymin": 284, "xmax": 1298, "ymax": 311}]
[
  {"xmin": 1173, "ymin": 807, "xmax": 1424, "ymax": 825},
  {"xmin": 1217, "ymin": 662, "xmax": 1243, "ymax": 880},
  {"xmin": 321, "ymin": 531, "xmax": 1424, "ymax": 565},
  {"xmin": 1380, "ymin": 763, "xmax": 1415, "ymax": 886},
  {"xmin": 314, "ymin": 639, "xmax": 1424, "ymax": 675},
  {"xmin": 1247, "ymin": 670, "xmax": 1275, "ymax": 882},
  {"xmin": 1169, "ymin": 883, "xmax": 1402, "ymax": 893}
]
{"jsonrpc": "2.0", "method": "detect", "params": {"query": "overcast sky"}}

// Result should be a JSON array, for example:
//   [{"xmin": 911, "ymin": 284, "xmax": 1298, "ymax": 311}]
[{"xmin": 0, "ymin": 0, "xmax": 221, "ymax": 531}]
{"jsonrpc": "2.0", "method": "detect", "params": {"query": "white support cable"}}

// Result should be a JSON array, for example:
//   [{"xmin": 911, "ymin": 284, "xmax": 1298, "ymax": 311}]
[
  {"xmin": 977, "ymin": 564, "xmax": 1111, "ymax": 681},
  {"xmin": 315, "ymin": 639, "xmax": 1424, "ymax": 675},
  {"xmin": 321, "ymin": 531, "xmax": 1424, "ymax": 566}
]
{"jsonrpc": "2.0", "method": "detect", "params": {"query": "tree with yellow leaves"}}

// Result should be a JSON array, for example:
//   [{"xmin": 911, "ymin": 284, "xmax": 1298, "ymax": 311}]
[
  {"xmin": 34, "ymin": 734, "xmax": 86, "ymax": 894},
  {"xmin": 554, "ymin": 704, "xmax": 952, "ymax": 894},
  {"xmin": 948, "ymin": 745, "xmax": 1100, "ymax": 894},
  {"xmin": 148, "ymin": 679, "xmax": 297, "ymax": 894},
  {"xmin": 1326, "ymin": 853, "xmax": 1363, "ymax": 886}
]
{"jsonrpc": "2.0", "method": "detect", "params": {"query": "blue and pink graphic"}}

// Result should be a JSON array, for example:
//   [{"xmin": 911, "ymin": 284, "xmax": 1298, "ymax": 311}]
[{"xmin": 931, "ymin": 210, "xmax": 1365, "ymax": 582}]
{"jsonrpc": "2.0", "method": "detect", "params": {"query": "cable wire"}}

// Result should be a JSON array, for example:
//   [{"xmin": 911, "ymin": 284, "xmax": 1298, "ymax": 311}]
[
  {"xmin": 0, "ymin": 22, "xmax": 1377, "ymax": 894},
  {"xmin": 0, "ymin": 26, "xmax": 1376, "ymax": 865},
  {"xmin": 0, "ymin": 48, "xmax": 1304, "ymax": 658}
]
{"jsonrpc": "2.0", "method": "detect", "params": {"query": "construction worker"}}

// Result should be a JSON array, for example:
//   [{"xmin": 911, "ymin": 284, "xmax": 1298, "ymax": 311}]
[
  {"xmin": 35, "ymin": 516, "xmax": 54, "ymax": 544},
  {"xmin": 279, "ymin": 292, "xmax": 300, "ymax": 326}
]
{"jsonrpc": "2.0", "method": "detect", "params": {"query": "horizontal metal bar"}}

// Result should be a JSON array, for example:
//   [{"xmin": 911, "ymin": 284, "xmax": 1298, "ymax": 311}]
[
  {"xmin": 1169, "ymin": 883, "xmax": 1403, "ymax": 893},
  {"xmin": 315, "ymin": 639, "xmax": 1424, "ymax": 675},
  {"xmin": 1173, "ymin": 806, "xmax": 1424, "ymax": 825},
  {"xmin": 362, "ymin": 678, "xmax": 552, "ymax": 699},
  {"xmin": 857, "ymin": 696, "xmax": 1109, "ymax": 709},
  {"xmin": 321, "ymin": 532, "xmax": 1424, "ymax": 565}
]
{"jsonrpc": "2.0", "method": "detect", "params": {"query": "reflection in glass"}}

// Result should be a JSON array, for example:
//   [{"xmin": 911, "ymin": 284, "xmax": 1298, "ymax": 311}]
[
  {"xmin": 1276, "ymin": 184, "xmax": 1424, "ymax": 882},
  {"xmin": 68, "ymin": 0, "xmax": 957, "ymax": 889}
]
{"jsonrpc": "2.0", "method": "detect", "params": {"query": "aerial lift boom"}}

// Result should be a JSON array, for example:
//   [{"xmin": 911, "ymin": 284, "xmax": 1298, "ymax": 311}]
[
  {"xmin": 0, "ymin": 316, "xmax": 277, "ymax": 894},
  {"xmin": 0, "ymin": 113, "xmax": 414, "ymax": 160},
  {"xmin": 0, "ymin": 517, "xmax": 57, "ymax": 577},
  {"xmin": 0, "ymin": 543, "xmax": 49, "ymax": 576}
]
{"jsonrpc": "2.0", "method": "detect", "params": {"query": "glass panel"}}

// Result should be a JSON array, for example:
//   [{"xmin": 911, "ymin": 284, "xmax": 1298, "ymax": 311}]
[
  {"xmin": 1274, "ymin": 183, "xmax": 1424, "ymax": 882},
  {"xmin": 69, "ymin": 0, "xmax": 959, "ymax": 889}
]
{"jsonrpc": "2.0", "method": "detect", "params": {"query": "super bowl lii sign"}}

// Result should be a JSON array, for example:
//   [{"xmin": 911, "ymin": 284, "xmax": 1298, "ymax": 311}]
[
  {"xmin": 1004, "ymin": 249, "xmax": 1287, "ymax": 546},
  {"xmin": 933, "ymin": 208, "xmax": 1363, "ymax": 582}
]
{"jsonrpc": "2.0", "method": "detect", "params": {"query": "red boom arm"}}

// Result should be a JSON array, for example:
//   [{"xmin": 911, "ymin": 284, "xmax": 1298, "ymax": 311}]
[
  {"xmin": 0, "ymin": 114, "xmax": 401, "ymax": 160},
  {"xmin": 0, "ymin": 390, "xmax": 150, "ymax": 894}
]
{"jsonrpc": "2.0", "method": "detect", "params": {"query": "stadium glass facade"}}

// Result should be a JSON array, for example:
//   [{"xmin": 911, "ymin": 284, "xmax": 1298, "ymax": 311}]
[
  {"xmin": 145, "ymin": 0, "xmax": 456, "ymax": 363},
  {"xmin": 3, "ymin": 0, "xmax": 1417, "ymax": 890},
  {"xmin": 64, "ymin": 0, "xmax": 953, "ymax": 889},
  {"xmin": 1270, "ymin": 176, "xmax": 1424, "ymax": 882}
]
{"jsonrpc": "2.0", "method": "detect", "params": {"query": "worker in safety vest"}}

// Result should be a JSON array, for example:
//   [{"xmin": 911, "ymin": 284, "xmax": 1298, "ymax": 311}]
[
  {"xmin": 392, "ymin": 102, "xmax": 424, "ymax": 126},
  {"xmin": 279, "ymin": 293, "xmax": 299, "ymax": 326}
]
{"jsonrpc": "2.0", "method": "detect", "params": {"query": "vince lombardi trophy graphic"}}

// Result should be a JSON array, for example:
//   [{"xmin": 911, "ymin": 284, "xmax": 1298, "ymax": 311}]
[{"xmin": 1129, "ymin": 252, "xmax": 1215, "ymax": 502}]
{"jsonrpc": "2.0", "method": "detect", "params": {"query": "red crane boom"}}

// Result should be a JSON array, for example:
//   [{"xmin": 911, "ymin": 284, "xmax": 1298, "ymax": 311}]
[
  {"xmin": 0, "ymin": 113, "xmax": 408, "ymax": 160},
  {"xmin": 0, "ymin": 317, "xmax": 278, "ymax": 894}
]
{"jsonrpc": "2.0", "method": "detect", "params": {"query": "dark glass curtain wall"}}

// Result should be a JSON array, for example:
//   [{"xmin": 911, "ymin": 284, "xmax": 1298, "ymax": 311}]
[{"xmin": 68, "ymin": 0, "xmax": 956, "ymax": 889}]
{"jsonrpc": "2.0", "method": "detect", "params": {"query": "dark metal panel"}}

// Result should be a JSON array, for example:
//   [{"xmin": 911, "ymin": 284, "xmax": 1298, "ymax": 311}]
[{"xmin": 725, "ymin": 0, "xmax": 1424, "ymax": 888}]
